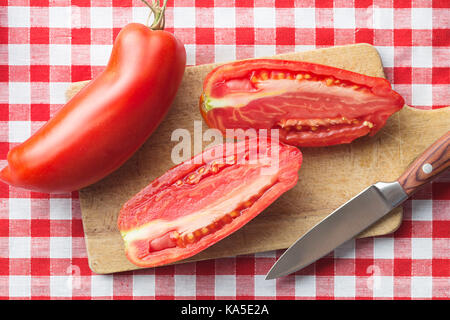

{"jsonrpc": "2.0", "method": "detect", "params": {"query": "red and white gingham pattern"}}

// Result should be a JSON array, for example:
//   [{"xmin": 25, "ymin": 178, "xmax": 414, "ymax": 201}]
[{"xmin": 0, "ymin": 0, "xmax": 448, "ymax": 300}]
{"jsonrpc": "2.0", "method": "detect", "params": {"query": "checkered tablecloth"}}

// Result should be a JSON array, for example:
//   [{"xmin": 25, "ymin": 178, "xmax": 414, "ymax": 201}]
[{"xmin": 0, "ymin": 0, "xmax": 448, "ymax": 300}]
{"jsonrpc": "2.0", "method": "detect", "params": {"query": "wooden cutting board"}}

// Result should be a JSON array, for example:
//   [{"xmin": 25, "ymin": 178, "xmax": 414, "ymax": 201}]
[{"xmin": 66, "ymin": 43, "xmax": 450, "ymax": 274}]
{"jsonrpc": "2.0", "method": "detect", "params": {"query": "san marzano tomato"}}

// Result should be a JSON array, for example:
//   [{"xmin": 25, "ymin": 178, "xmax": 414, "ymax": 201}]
[
  {"xmin": 200, "ymin": 59, "xmax": 405, "ymax": 147},
  {"xmin": 117, "ymin": 138, "xmax": 302, "ymax": 267},
  {"xmin": 0, "ymin": 2, "xmax": 186, "ymax": 193}
]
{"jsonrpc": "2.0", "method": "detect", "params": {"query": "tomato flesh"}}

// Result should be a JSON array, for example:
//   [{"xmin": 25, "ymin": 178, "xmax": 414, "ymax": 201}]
[
  {"xmin": 117, "ymin": 138, "xmax": 302, "ymax": 267},
  {"xmin": 200, "ymin": 60, "xmax": 405, "ymax": 147}
]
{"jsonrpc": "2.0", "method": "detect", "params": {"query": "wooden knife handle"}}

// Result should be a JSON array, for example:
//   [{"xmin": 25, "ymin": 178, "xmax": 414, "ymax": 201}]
[{"xmin": 397, "ymin": 131, "xmax": 450, "ymax": 196}]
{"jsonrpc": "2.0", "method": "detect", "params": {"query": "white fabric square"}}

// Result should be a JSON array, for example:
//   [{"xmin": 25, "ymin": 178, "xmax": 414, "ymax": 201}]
[
  {"xmin": 184, "ymin": 44, "xmax": 196, "ymax": 66},
  {"xmin": 91, "ymin": 45, "xmax": 113, "ymax": 66},
  {"xmin": 411, "ymin": 8, "xmax": 432, "ymax": 29},
  {"xmin": 214, "ymin": 7, "xmax": 236, "ymax": 28},
  {"xmin": 334, "ymin": 8, "xmax": 355, "ymax": 29},
  {"xmin": 49, "ymin": 6, "xmax": 72, "ymax": 28},
  {"xmin": 9, "ymin": 44, "xmax": 30, "ymax": 66},
  {"xmin": 376, "ymin": 46, "xmax": 394, "ymax": 67},
  {"xmin": 411, "ymin": 200, "xmax": 433, "ymax": 221},
  {"xmin": 50, "ymin": 237, "xmax": 72, "ymax": 258},
  {"xmin": 294, "ymin": 8, "xmax": 315, "ymax": 28},
  {"xmin": 173, "ymin": 7, "xmax": 196, "ymax": 28},
  {"xmin": 9, "ymin": 121, "xmax": 31, "ymax": 143},
  {"xmin": 174, "ymin": 275, "xmax": 196, "ymax": 296},
  {"xmin": 132, "ymin": 6, "xmax": 149, "ymax": 25},
  {"xmin": 295, "ymin": 45, "xmax": 315, "ymax": 53},
  {"xmin": 8, "ymin": 7, "xmax": 30, "ymax": 28},
  {"xmin": 372, "ymin": 276, "xmax": 393, "ymax": 298},
  {"xmin": 9, "ymin": 237, "xmax": 30, "ymax": 258},
  {"xmin": 373, "ymin": 238, "xmax": 394, "ymax": 259},
  {"xmin": 373, "ymin": 8, "xmax": 393, "ymax": 29},
  {"xmin": 254, "ymin": 7, "xmax": 275, "ymax": 28},
  {"xmin": 91, "ymin": 275, "xmax": 113, "ymax": 297},
  {"xmin": 9, "ymin": 276, "xmax": 31, "ymax": 297},
  {"xmin": 295, "ymin": 275, "xmax": 316, "ymax": 297},
  {"xmin": 254, "ymin": 45, "xmax": 275, "ymax": 58},
  {"xmin": 49, "ymin": 82, "xmax": 71, "ymax": 104},
  {"xmin": 9, "ymin": 82, "xmax": 31, "ymax": 104},
  {"xmin": 50, "ymin": 275, "xmax": 73, "ymax": 297},
  {"xmin": 215, "ymin": 275, "xmax": 235, "ymax": 296},
  {"xmin": 412, "ymin": 46, "xmax": 433, "ymax": 67},
  {"xmin": 412, "ymin": 238, "xmax": 433, "ymax": 259},
  {"xmin": 334, "ymin": 276, "xmax": 355, "ymax": 298},
  {"xmin": 133, "ymin": 275, "xmax": 155, "ymax": 296},
  {"xmin": 9, "ymin": 198, "xmax": 31, "ymax": 219},
  {"xmin": 411, "ymin": 277, "xmax": 432, "ymax": 298},
  {"xmin": 49, "ymin": 198, "xmax": 72, "ymax": 220},
  {"xmin": 49, "ymin": 44, "xmax": 71, "ymax": 66},
  {"xmin": 254, "ymin": 275, "xmax": 276, "ymax": 297},
  {"xmin": 90, "ymin": 7, "xmax": 113, "ymax": 28},
  {"xmin": 215, "ymin": 45, "xmax": 236, "ymax": 63},
  {"xmin": 411, "ymin": 84, "xmax": 432, "ymax": 106}
]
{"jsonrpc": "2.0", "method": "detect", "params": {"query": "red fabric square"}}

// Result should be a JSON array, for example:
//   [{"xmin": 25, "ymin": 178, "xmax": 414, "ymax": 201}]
[
  {"xmin": 275, "ymin": 0, "xmax": 294, "ymax": 8},
  {"xmin": 394, "ymin": 67, "xmax": 412, "ymax": 83},
  {"xmin": 355, "ymin": 259, "xmax": 374, "ymax": 276},
  {"xmin": 394, "ymin": 29, "xmax": 412, "ymax": 46},
  {"xmin": 394, "ymin": 259, "xmax": 412, "ymax": 276},
  {"xmin": 71, "ymin": 28, "xmax": 91, "ymax": 45},
  {"xmin": 0, "ymin": 27, "xmax": 7, "ymax": 44},
  {"xmin": 433, "ymin": 182, "xmax": 450, "ymax": 200},
  {"xmin": 0, "ymin": 258, "xmax": 9, "ymax": 275},
  {"xmin": 0, "ymin": 65, "xmax": 8, "ymax": 81},
  {"xmin": 72, "ymin": 219, "xmax": 85, "ymax": 237},
  {"xmin": 276, "ymin": 27, "xmax": 295, "ymax": 45},
  {"xmin": 31, "ymin": 258, "xmax": 50, "ymax": 276},
  {"xmin": 354, "ymin": 0, "xmax": 373, "ymax": 8},
  {"xmin": 0, "ymin": 105, "xmax": 8, "ymax": 121},
  {"xmin": 30, "ymin": 28, "xmax": 49, "ymax": 44},
  {"xmin": 31, "ymin": 219, "xmax": 50, "ymax": 237},
  {"xmin": 236, "ymin": 256, "xmax": 255, "ymax": 275},
  {"xmin": 433, "ymin": 221, "xmax": 450, "ymax": 238},
  {"xmin": 30, "ymin": 0, "xmax": 49, "ymax": 5},
  {"xmin": 393, "ymin": 0, "xmax": 412, "ymax": 8},
  {"xmin": 432, "ymin": 259, "xmax": 449, "ymax": 277},
  {"xmin": 71, "ymin": 65, "xmax": 92, "ymax": 82},
  {"xmin": 30, "ymin": 65, "xmax": 49, "ymax": 82},
  {"xmin": 432, "ymin": 68, "xmax": 450, "ymax": 84},
  {"xmin": 196, "ymin": 260, "xmax": 215, "ymax": 275},
  {"xmin": 0, "ymin": 219, "xmax": 8, "ymax": 237},
  {"xmin": 196, "ymin": 28, "xmax": 215, "ymax": 45},
  {"xmin": 236, "ymin": 28, "xmax": 255, "ymax": 45},
  {"xmin": 315, "ymin": 0, "xmax": 333, "ymax": 8},
  {"xmin": 195, "ymin": 0, "xmax": 215, "ymax": 7},
  {"xmin": 315, "ymin": 258, "xmax": 334, "ymax": 276},
  {"xmin": 316, "ymin": 28, "xmax": 334, "ymax": 45},
  {"xmin": 432, "ymin": 29, "xmax": 449, "ymax": 46}
]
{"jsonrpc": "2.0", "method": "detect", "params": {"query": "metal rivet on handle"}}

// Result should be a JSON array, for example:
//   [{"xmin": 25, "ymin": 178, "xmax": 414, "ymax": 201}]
[{"xmin": 422, "ymin": 163, "xmax": 433, "ymax": 174}]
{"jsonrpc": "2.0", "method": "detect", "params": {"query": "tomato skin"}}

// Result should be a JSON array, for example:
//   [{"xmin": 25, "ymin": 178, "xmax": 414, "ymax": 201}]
[
  {"xmin": 117, "ymin": 138, "xmax": 302, "ymax": 268},
  {"xmin": 0, "ymin": 23, "xmax": 186, "ymax": 193},
  {"xmin": 200, "ymin": 59, "xmax": 405, "ymax": 147}
]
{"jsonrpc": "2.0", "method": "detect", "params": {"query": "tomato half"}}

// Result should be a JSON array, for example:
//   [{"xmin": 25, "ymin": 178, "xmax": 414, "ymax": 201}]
[
  {"xmin": 117, "ymin": 138, "xmax": 302, "ymax": 267},
  {"xmin": 200, "ymin": 59, "xmax": 405, "ymax": 147}
]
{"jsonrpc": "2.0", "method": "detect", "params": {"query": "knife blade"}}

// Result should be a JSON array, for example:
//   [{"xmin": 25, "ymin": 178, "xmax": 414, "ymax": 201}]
[{"xmin": 266, "ymin": 131, "xmax": 450, "ymax": 280}]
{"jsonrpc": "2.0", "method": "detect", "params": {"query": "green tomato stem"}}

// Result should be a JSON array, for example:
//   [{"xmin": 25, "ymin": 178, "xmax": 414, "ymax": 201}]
[{"xmin": 141, "ymin": 0, "xmax": 167, "ymax": 30}]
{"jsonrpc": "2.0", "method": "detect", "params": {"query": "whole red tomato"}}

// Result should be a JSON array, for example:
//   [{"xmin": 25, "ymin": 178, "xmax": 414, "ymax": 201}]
[{"xmin": 0, "ymin": 2, "xmax": 186, "ymax": 193}]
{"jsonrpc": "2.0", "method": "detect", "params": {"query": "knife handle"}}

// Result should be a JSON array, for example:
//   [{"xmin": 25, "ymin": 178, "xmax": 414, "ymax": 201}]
[{"xmin": 397, "ymin": 131, "xmax": 450, "ymax": 196}]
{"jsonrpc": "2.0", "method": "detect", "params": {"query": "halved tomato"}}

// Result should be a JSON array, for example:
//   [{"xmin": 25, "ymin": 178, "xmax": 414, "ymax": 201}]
[
  {"xmin": 200, "ymin": 59, "xmax": 405, "ymax": 147},
  {"xmin": 117, "ymin": 138, "xmax": 302, "ymax": 267}
]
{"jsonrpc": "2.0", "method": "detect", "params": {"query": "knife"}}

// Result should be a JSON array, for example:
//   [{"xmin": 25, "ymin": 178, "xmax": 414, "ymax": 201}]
[{"xmin": 266, "ymin": 131, "xmax": 450, "ymax": 280}]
